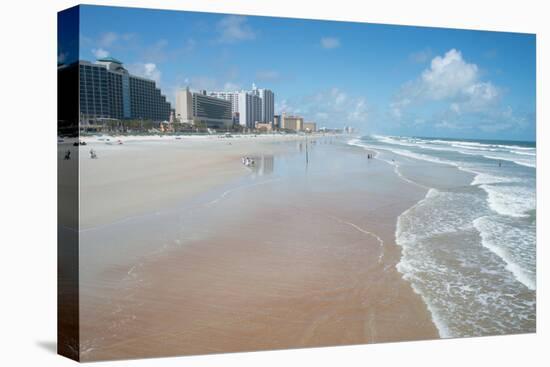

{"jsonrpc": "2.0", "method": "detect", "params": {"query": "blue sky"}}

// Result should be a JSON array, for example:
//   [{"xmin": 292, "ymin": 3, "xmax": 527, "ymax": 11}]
[{"xmin": 74, "ymin": 5, "xmax": 536, "ymax": 140}]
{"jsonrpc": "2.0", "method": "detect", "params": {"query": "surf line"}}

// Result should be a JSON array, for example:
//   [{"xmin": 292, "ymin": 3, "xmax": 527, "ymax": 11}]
[{"xmin": 327, "ymin": 214, "xmax": 386, "ymax": 264}]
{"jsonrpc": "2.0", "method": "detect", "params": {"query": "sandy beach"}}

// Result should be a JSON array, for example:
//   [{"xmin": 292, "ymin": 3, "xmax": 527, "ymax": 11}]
[{"xmin": 77, "ymin": 135, "xmax": 439, "ymax": 361}]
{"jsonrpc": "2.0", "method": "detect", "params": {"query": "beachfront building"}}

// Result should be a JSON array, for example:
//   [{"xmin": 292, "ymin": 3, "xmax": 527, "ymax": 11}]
[
  {"xmin": 280, "ymin": 114, "xmax": 304, "ymax": 131},
  {"xmin": 303, "ymin": 122, "xmax": 317, "ymax": 132},
  {"xmin": 209, "ymin": 91, "xmax": 240, "ymax": 115},
  {"xmin": 251, "ymin": 84, "xmax": 275, "ymax": 125},
  {"xmin": 238, "ymin": 91, "xmax": 262, "ymax": 129},
  {"xmin": 176, "ymin": 88, "xmax": 232, "ymax": 129},
  {"xmin": 78, "ymin": 57, "xmax": 171, "ymax": 123},
  {"xmin": 273, "ymin": 114, "xmax": 281, "ymax": 129},
  {"xmin": 210, "ymin": 84, "xmax": 274, "ymax": 129}
]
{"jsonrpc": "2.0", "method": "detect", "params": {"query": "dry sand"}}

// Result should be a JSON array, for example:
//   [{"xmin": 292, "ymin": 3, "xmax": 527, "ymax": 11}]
[
  {"xmin": 79, "ymin": 137, "xmax": 291, "ymax": 229},
  {"xmin": 77, "ymin": 136, "xmax": 439, "ymax": 361}
]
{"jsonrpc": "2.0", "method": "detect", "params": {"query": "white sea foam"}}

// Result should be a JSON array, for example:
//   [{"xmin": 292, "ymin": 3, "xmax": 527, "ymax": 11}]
[
  {"xmin": 480, "ymin": 184, "xmax": 535, "ymax": 218},
  {"xmin": 473, "ymin": 216, "xmax": 536, "ymax": 290},
  {"xmin": 471, "ymin": 172, "xmax": 514, "ymax": 186},
  {"xmin": 395, "ymin": 184, "xmax": 535, "ymax": 337}
]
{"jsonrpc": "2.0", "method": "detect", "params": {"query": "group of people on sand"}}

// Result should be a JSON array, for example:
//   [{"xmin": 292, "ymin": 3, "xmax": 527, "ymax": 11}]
[
  {"xmin": 241, "ymin": 156, "xmax": 255, "ymax": 167},
  {"xmin": 367, "ymin": 153, "xmax": 374, "ymax": 159}
]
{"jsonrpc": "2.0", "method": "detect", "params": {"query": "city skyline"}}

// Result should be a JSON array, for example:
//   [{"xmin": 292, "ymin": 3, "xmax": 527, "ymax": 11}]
[{"xmin": 67, "ymin": 5, "xmax": 536, "ymax": 140}]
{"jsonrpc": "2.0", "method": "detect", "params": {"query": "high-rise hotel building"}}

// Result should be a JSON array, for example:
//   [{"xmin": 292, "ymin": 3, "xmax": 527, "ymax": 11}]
[
  {"xmin": 237, "ymin": 91, "xmax": 262, "ymax": 129},
  {"xmin": 252, "ymin": 84, "xmax": 275, "ymax": 126},
  {"xmin": 210, "ymin": 84, "xmax": 275, "ymax": 129},
  {"xmin": 176, "ymin": 88, "xmax": 232, "ymax": 129},
  {"xmin": 78, "ymin": 57, "xmax": 171, "ymax": 123}
]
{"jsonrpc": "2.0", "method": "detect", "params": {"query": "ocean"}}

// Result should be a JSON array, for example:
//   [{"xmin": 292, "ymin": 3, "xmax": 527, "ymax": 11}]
[{"xmin": 348, "ymin": 135, "xmax": 536, "ymax": 338}]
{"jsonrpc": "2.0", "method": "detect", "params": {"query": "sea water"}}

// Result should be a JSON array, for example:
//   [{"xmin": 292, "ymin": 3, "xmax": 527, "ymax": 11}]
[{"xmin": 349, "ymin": 135, "xmax": 536, "ymax": 338}]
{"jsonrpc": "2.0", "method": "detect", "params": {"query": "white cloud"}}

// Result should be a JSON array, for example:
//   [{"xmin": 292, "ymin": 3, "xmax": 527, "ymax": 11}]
[
  {"xmin": 386, "ymin": 48, "xmax": 536, "ymax": 135},
  {"xmin": 393, "ymin": 49, "xmax": 500, "ymax": 119},
  {"xmin": 92, "ymin": 48, "xmax": 109, "ymax": 59},
  {"xmin": 320, "ymin": 37, "xmax": 340, "ymax": 49},
  {"xmin": 217, "ymin": 16, "xmax": 256, "ymax": 43},
  {"xmin": 419, "ymin": 49, "xmax": 480, "ymax": 100},
  {"xmin": 127, "ymin": 63, "xmax": 162, "ymax": 84},
  {"xmin": 98, "ymin": 32, "xmax": 119, "ymax": 48}
]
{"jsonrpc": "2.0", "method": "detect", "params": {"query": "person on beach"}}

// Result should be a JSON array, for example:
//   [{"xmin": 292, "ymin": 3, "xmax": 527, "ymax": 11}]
[
  {"xmin": 90, "ymin": 149, "xmax": 97, "ymax": 159},
  {"xmin": 64, "ymin": 150, "xmax": 71, "ymax": 160}
]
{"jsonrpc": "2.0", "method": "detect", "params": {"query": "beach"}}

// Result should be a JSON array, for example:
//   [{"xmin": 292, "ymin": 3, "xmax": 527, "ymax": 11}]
[{"xmin": 77, "ymin": 134, "xmax": 440, "ymax": 360}]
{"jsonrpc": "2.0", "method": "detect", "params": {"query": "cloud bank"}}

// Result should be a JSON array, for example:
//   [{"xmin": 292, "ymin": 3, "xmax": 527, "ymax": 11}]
[
  {"xmin": 390, "ymin": 49, "xmax": 529, "ymax": 135},
  {"xmin": 217, "ymin": 16, "xmax": 256, "ymax": 43}
]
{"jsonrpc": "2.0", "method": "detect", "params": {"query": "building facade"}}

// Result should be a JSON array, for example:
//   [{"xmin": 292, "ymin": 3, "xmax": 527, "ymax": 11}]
[
  {"xmin": 280, "ymin": 114, "xmax": 304, "ymax": 131},
  {"xmin": 79, "ymin": 57, "xmax": 171, "ymax": 123},
  {"xmin": 210, "ymin": 84, "xmax": 274, "ymax": 128},
  {"xmin": 176, "ymin": 88, "xmax": 232, "ymax": 129},
  {"xmin": 209, "ymin": 91, "xmax": 240, "ymax": 115},
  {"xmin": 253, "ymin": 86, "xmax": 274, "ymax": 125},
  {"xmin": 237, "ymin": 91, "xmax": 262, "ymax": 129},
  {"xmin": 273, "ymin": 114, "xmax": 281, "ymax": 129}
]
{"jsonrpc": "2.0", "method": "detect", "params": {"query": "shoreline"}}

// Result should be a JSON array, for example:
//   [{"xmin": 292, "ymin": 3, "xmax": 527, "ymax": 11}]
[
  {"xmin": 78, "ymin": 136, "xmax": 440, "ymax": 361},
  {"xmin": 349, "ymin": 136, "xmax": 536, "ymax": 339}
]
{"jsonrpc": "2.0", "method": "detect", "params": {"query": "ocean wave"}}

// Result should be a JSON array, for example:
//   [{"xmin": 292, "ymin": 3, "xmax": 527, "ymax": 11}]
[
  {"xmin": 482, "ymin": 155, "xmax": 535, "ymax": 168},
  {"xmin": 471, "ymin": 172, "xmax": 516, "ymax": 186},
  {"xmin": 479, "ymin": 183, "xmax": 535, "ymax": 218},
  {"xmin": 364, "ymin": 135, "xmax": 536, "ymax": 337},
  {"xmin": 473, "ymin": 216, "xmax": 536, "ymax": 290},
  {"xmin": 395, "ymin": 186, "xmax": 536, "ymax": 337}
]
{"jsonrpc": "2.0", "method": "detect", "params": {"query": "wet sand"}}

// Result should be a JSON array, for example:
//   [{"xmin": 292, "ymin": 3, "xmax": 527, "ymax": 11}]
[{"xmin": 78, "ymin": 137, "xmax": 439, "ymax": 361}]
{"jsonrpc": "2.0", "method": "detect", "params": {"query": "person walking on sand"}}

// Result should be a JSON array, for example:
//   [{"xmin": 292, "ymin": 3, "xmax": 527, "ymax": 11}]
[
  {"xmin": 64, "ymin": 150, "xmax": 71, "ymax": 160},
  {"xmin": 90, "ymin": 149, "xmax": 97, "ymax": 159}
]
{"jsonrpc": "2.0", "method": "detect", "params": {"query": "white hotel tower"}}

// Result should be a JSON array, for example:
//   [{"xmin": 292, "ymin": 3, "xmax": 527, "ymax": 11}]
[{"xmin": 210, "ymin": 84, "xmax": 275, "ymax": 129}]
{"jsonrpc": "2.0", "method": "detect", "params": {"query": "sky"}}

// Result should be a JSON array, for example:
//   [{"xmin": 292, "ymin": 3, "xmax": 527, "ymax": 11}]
[{"xmin": 71, "ymin": 5, "xmax": 536, "ymax": 141}]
